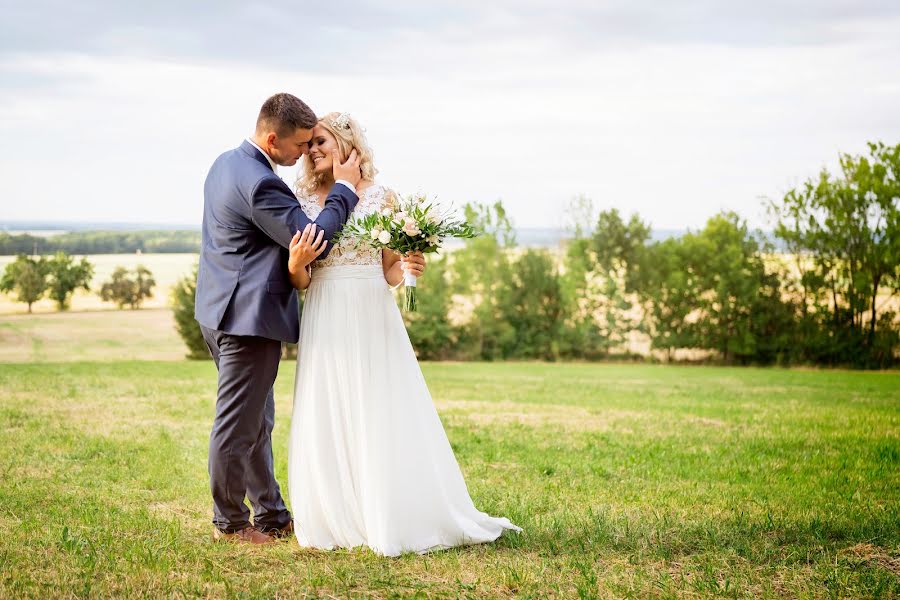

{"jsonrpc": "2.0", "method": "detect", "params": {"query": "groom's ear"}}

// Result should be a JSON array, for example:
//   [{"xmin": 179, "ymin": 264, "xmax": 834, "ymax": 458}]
[{"xmin": 265, "ymin": 131, "xmax": 278, "ymax": 149}]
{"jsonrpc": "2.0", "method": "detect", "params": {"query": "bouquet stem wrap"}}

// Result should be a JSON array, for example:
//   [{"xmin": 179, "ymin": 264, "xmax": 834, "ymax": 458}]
[{"xmin": 403, "ymin": 272, "xmax": 418, "ymax": 312}]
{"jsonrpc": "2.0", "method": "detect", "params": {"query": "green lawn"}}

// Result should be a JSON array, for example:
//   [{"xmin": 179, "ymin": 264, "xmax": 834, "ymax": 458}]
[{"xmin": 1, "ymin": 359, "xmax": 897, "ymax": 598}]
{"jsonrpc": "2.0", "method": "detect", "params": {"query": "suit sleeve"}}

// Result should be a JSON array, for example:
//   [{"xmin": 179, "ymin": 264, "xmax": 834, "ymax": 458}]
[{"xmin": 249, "ymin": 176, "xmax": 359, "ymax": 257}]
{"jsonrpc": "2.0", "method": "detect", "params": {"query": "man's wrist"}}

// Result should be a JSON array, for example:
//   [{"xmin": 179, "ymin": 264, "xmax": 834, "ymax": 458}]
[{"xmin": 335, "ymin": 180, "xmax": 356, "ymax": 194}]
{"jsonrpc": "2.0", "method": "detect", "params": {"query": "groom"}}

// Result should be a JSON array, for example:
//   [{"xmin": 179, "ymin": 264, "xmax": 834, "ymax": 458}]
[{"xmin": 195, "ymin": 93, "xmax": 362, "ymax": 544}]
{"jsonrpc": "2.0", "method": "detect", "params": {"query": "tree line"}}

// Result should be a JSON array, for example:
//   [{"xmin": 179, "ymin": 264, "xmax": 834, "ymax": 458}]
[
  {"xmin": 0, "ymin": 253, "xmax": 156, "ymax": 312},
  {"xmin": 167, "ymin": 143, "xmax": 897, "ymax": 368},
  {"xmin": 0, "ymin": 230, "xmax": 200, "ymax": 255},
  {"xmin": 405, "ymin": 142, "xmax": 899, "ymax": 368},
  {"xmin": 6, "ymin": 142, "xmax": 897, "ymax": 368}
]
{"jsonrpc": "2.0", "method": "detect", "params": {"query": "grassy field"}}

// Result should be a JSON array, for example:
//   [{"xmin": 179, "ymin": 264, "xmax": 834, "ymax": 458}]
[
  {"xmin": 0, "ymin": 311, "xmax": 898, "ymax": 598},
  {"xmin": 0, "ymin": 309, "xmax": 183, "ymax": 362}
]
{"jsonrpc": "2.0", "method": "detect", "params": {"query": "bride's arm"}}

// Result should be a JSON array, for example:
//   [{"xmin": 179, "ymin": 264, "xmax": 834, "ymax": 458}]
[
  {"xmin": 289, "ymin": 265, "xmax": 312, "ymax": 291},
  {"xmin": 288, "ymin": 225, "xmax": 326, "ymax": 290},
  {"xmin": 382, "ymin": 249, "xmax": 403, "ymax": 286},
  {"xmin": 382, "ymin": 249, "xmax": 426, "ymax": 287}
]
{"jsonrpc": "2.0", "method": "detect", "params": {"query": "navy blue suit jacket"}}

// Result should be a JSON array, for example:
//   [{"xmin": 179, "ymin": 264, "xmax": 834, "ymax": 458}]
[{"xmin": 195, "ymin": 140, "xmax": 358, "ymax": 342}]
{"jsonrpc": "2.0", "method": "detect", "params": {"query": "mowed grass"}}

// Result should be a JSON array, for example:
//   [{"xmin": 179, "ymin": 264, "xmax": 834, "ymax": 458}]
[{"xmin": 0, "ymin": 355, "xmax": 898, "ymax": 598}]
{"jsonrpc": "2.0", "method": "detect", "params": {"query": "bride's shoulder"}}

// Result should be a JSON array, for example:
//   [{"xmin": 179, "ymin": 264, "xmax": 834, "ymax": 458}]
[
  {"xmin": 365, "ymin": 182, "xmax": 402, "ymax": 204},
  {"xmin": 355, "ymin": 180, "xmax": 384, "ymax": 196},
  {"xmin": 356, "ymin": 181, "xmax": 395, "ymax": 206}
]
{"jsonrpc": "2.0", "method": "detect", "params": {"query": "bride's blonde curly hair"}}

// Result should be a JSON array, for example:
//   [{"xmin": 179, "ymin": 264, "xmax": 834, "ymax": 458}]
[{"xmin": 295, "ymin": 111, "xmax": 377, "ymax": 196}]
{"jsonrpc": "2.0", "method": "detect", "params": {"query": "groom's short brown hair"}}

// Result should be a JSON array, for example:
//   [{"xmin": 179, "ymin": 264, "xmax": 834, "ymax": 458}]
[{"xmin": 256, "ymin": 93, "xmax": 317, "ymax": 136}]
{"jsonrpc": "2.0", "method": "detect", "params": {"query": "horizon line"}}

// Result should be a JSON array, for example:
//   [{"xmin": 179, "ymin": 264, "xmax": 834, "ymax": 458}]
[{"xmin": 0, "ymin": 220, "xmax": 768, "ymax": 234}]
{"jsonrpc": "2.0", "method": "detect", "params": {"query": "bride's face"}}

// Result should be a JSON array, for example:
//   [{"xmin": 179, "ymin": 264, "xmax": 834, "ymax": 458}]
[{"xmin": 308, "ymin": 125, "xmax": 340, "ymax": 175}]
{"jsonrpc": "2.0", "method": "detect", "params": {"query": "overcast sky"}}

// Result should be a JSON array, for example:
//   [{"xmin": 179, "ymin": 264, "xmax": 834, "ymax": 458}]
[{"xmin": 2, "ymin": 1, "xmax": 899, "ymax": 230}]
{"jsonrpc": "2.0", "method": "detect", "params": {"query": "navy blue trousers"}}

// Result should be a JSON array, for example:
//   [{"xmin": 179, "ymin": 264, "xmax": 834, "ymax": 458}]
[{"xmin": 201, "ymin": 326, "xmax": 291, "ymax": 532}]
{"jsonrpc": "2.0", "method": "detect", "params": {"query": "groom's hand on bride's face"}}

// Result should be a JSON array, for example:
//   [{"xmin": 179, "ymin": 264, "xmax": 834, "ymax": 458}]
[
  {"xmin": 333, "ymin": 149, "xmax": 362, "ymax": 187},
  {"xmin": 288, "ymin": 224, "xmax": 327, "ymax": 273},
  {"xmin": 402, "ymin": 251, "xmax": 426, "ymax": 278}
]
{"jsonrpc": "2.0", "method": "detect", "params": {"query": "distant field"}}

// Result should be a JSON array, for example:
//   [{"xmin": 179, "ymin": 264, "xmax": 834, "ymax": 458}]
[
  {"xmin": 0, "ymin": 253, "xmax": 197, "ymax": 314},
  {"xmin": 0, "ymin": 309, "xmax": 184, "ymax": 362}
]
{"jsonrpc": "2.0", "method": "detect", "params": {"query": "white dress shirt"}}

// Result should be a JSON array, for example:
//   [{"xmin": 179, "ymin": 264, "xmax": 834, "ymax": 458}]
[
  {"xmin": 247, "ymin": 138, "xmax": 278, "ymax": 171},
  {"xmin": 246, "ymin": 138, "xmax": 356, "ymax": 194}
]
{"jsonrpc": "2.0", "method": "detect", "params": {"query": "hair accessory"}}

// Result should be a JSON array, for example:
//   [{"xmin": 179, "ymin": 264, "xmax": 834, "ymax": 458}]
[{"xmin": 331, "ymin": 112, "xmax": 351, "ymax": 131}]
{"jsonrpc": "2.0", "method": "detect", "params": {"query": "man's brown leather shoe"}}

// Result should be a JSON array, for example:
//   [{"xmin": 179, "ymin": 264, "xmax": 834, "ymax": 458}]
[
  {"xmin": 212, "ymin": 526, "xmax": 274, "ymax": 545},
  {"xmin": 258, "ymin": 520, "xmax": 293, "ymax": 539}
]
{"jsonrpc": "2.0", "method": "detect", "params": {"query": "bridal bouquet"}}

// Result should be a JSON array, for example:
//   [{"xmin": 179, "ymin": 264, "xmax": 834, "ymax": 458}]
[{"xmin": 339, "ymin": 191, "xmax": 476, "ymax": 311}]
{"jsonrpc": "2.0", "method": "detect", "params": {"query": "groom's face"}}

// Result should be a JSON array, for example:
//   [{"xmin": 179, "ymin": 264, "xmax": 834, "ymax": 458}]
[{"xmin": 267, "ymin": 128, "xmax": 314, "ymax": 167}]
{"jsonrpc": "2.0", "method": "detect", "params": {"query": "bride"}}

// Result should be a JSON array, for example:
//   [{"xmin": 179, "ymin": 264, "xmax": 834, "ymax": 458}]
[{"xmin": 285, "ymin": 112, "xmax": 521, "ymax": 556}]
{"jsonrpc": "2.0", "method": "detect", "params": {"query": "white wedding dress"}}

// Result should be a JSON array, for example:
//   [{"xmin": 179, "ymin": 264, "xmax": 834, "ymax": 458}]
[{"xmin": 287, "ymin": 184, "xmax": 521, "ymax": 556}]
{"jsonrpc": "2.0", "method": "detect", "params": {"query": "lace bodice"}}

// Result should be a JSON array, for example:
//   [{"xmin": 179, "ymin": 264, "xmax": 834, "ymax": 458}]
[{"xmin": 297, "ymin": 184, "xmax": 388, "ymax": 269}]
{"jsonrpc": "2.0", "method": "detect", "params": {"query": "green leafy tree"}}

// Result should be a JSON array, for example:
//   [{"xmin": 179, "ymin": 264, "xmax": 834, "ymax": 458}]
[
  {"xmin": 100, "ymin": 267, "xmax": 132, "ymax": 308},
  {"xmin": 46, "ymin": 252, "xmax": 93, "ymax": 311},
  {"xmin": 499, "ymin": 249, "xmax": 564, "ymax": 360},
  {"xmin": 170, "ymin": 264, "xmax": 209, "ymax": 359},
  {"xmin": 684, "ymin": 213, "xmax": 787, "ymax": 363},
  {"xmin": 0, "ymin": 254, "xmax": 49, "ymax": 313},
  {"xmin": 0, "ymin": 233, "xmax": 44, "ymax": 255},
  {"xmin": 133, "ymin": 265, "xmax": 156, "ymax": 307},
  {"xmin": 559, "ymin": 237, "xmax": 603, "ymax": 358},
  {"xmin": 452, "ymin": 201, "xmax": 517, "ymax": 360},
  {"xmin": 593, "ymin": 273, "xmax": 638, "ymax": 358},
  {"xmin": 593, "ymin": 208, "xmax": 652, "ymax": 296},
  {"xmin": 768, "ymin": 141, "xmax": 900, "ymax": 367},
  {"xmin": 0, "ymin": 230, "xmax": 201, "ymax": 255},
  {"xmin": 635, "ymin": 213, "xmax": 793, "ymax": 364},
  {"xmin": 404, "ymin": 254, "xmax": 458, "ymax": 359},
  {"xmin": 640, "ymin": 237, "xmax": 699, "ymax": 359},
  {"xmin": 100, "ymin": 265, "xmax": 156, "ymax": 309},
  {"xmin": 558, "ymin": 196, "xmax": 604, "ymax": 358},
  {"xmin": 587, "ymin": 208, "xmax": 651, "ymax": 358}
]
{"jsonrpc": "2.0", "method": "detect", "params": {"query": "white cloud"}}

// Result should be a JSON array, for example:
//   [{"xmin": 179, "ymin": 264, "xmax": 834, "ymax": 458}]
[{"xmin": 1, "ymin": 2, "xmax": 899, "ymax": 231}]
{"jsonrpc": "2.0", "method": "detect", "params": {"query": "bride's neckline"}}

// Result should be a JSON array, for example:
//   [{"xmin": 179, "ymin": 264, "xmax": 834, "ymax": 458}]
[{"xmin": 306, "ymin": 183, "xmax": 381, "ymax": 207}]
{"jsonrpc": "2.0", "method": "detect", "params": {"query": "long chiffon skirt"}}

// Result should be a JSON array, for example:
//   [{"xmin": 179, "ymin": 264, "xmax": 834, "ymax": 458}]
[{"xmin": 287, "ymin": 265, "xmax": 521, "ymax": 556}]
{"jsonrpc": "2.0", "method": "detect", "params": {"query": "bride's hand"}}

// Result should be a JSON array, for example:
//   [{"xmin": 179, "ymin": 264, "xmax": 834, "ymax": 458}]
[
  {"xmin": 288, "ymin": 224, "xmax": 326, "ymax": 274},
  {"xmin": 402, "ymin": 251, "xmax": 426, "ymax": 278}
]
